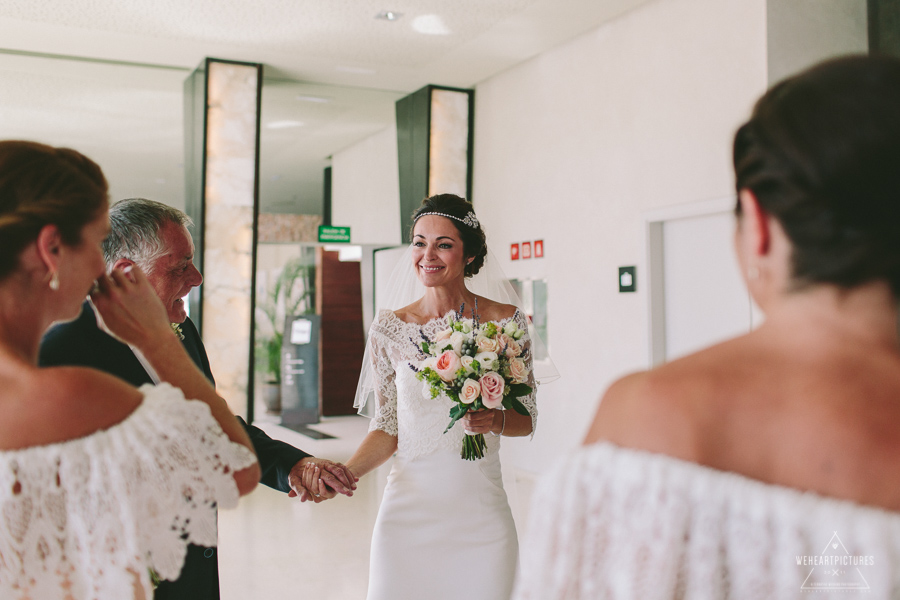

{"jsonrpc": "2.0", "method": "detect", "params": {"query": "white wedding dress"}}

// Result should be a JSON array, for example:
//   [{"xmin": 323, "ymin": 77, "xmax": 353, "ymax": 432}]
[{"xmin": 365, "ymin": 309, "xmax": 537, "ymax": 600}]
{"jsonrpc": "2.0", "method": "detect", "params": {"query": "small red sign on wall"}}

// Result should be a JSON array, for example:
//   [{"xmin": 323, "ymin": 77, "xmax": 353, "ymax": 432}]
[
  {"xmin": 510, "ymin": 243, "xmax": 520, "ymax": 260},
  {"xmin": 521, "ymin": 241, "xmax": 532, "ymax": 259},
  {"xmin": 534, "ymin": 240, "xmax": 544, "ymax": 258}
]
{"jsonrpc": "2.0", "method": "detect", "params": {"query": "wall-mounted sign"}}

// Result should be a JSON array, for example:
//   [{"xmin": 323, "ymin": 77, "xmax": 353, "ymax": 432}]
[
  {"xmin": 522, "ymin": 241, "xmax": 532, "ymax": 259},
  {"xmin": 318, "ymin": 225, "xmax": 351, "ymax": 243},
  {"xmin": 534, "ymin": 240, "xmax": 544, "ymax": 258},
  {"xmin": 511, "ymin": 243, "xmax": 520, "ymax": 260}
]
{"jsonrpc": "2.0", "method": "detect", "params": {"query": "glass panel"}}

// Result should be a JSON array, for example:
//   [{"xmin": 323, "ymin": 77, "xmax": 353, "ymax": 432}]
[
  {"xmin": 253, "ymin": 78, "xmax": 401, "ymax": 421},
  {"xmin": 508, "ymin": 277, "xmax": 549, "ymax": 361},
  {"xmin": 254, "ymin": 244, "xmax": 316, "ymax": 416}
]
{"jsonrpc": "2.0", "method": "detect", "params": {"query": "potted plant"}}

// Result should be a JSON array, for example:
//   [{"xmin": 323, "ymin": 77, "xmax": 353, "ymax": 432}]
[{"xmin": 256, "ymin": 256, "xmax": 315, "ymax": 413}]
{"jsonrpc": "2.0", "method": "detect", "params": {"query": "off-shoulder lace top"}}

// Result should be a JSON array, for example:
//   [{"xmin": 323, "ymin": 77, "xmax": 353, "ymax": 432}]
[
  {"xmin": 366, "ymin": 309, "xmax": 537, "ymax": 461},
  {"xmin": 513, "ymin": 442, "xmax": 900, "ymax": 599},
  {"xmin": 0, "ymin": 383, "xmax": 257, "ymax": 600}
]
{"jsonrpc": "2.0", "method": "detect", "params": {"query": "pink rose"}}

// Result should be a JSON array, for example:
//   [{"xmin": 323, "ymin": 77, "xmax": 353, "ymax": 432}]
[
  {"xmin": 479, "ymin": 371, "xmax": 505, "ymax": 409},
  {"xmin": 475, "ymin": 334, "xmax": 500, "ymax": 354},
  {"xmin": 507, "ymin": 357, "xmax": 529, "ymax": 384},
  {"xmin": 435, "ymin": 350, "xmax": 461, "ymax": 382},
  {"xmin": 459, "ymin": 378, "xmax": 481, "ymax": 404},
  {"xmin": 498, "ymin": 334, "xmax": 522, "ymax": 358}
]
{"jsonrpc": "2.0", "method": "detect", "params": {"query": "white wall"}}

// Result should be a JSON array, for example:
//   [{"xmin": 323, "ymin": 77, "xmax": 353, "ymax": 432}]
[
  {"xmin": 331, "ymin": 124, "xmax": 402, "ymax": 246},
  {"xmin": 472, "ymin": 0, "xmax": 768, "ymax": 476}
]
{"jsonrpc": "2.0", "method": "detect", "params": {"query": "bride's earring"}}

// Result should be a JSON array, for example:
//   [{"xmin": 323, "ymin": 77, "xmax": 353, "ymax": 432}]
[{"xmin": 49, "ymin": 271, "xmax": 60, "ymax": 291}]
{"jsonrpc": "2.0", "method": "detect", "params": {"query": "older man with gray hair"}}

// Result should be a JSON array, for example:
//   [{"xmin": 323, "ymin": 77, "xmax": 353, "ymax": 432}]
[{"xmin": 40, "ymin": 198, "xmax": 355, "ymax": 600}]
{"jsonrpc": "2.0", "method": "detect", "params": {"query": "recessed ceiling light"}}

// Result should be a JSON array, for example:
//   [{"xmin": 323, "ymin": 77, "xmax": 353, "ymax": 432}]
[
  {"xmin": 295, "ymin": 95, "xmax": 331, "ymax": 104},
  {"xmin": 266, "ymin": 120, "xmax": 305, "ymax": 129},
  {"xmin": 412, "ymin": 14, "xmax": 450, "ymax": 35},
  {"xmin": 375, "ymin": 10, "xmax": 402, "ymax": 21}
]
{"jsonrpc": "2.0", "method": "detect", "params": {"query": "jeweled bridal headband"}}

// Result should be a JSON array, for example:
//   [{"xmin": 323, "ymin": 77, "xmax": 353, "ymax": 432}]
[{"xmin": 415, "ymin": 211, "xmax": 480, "ymax": 229}]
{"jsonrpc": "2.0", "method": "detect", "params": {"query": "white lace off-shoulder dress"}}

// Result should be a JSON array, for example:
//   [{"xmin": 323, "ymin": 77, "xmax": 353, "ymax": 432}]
[
  {"xmin": 0, "ymin": 383, "xmax": 257, "ymax": 600},
  {"xmin": 514, "ymin": 442, "xmax": 900, "ymax": 599},
  {"xmin": 365, "ymin": 309, "xmax": 538, "ymax": 600}
]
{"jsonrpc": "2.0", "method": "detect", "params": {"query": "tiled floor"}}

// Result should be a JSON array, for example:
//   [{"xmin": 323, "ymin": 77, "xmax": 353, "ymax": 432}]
[{"xmin": 218, "ymin": 415, "xmax": 390, "ymax": 600}]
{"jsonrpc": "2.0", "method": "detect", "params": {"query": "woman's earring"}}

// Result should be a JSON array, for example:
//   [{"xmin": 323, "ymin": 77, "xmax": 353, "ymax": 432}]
[
  {"xmin": 747, "ymin": 266, "xmax": 760, "ymax": 281},
  {"xmin": 49, "ymin": 271, "xmax": 60, "ymax": 291}
]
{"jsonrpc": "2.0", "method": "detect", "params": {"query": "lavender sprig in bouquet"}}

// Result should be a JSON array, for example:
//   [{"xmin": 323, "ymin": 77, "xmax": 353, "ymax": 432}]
[{"xmin": 410, "ymin": 304, "xmax": 532, "ymax": 460}]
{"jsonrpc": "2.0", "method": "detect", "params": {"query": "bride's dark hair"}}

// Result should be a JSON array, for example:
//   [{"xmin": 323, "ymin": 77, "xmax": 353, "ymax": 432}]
[{"xmin": 411, "ymin": 194, "xmax": 487, "ymax": 277}]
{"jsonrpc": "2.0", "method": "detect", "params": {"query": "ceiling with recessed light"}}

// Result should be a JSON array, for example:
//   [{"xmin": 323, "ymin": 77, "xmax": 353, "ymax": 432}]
[{"xmin": 0, "ymin": 0, "xmax": 651, "ymax": 214}]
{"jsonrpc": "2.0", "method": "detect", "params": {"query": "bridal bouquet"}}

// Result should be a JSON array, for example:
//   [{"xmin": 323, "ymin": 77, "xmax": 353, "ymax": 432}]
[{"xmin": 411, "ymin": 306, "xmax": 532, "ymax": 460}]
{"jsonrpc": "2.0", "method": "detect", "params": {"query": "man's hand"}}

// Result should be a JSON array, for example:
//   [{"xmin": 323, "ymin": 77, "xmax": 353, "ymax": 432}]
[{"xmin": 288, "ymin": 457, "xmax": 358, "ymax": 503}]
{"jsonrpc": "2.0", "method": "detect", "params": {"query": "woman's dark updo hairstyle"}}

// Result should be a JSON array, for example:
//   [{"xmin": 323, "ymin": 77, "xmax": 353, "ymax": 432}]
[
  {"xmin": 734, "ymin": 54, "xmax": 900, "ymax": 295},
  {"xmin": 0, "ymin": 140, "xmax": 108, "ymax": 281},
  {"xmin": 411, "ymin": 194, "xmax": 487, "ymax": 277}
]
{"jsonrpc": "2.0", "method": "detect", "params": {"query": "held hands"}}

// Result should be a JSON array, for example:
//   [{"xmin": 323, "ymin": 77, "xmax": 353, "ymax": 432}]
[
  {"xmin": 288, "ymin": 457, "xmax": 359, "ymax": 503},
  {"xmin": 89, "ymin": 265, "xmax": 172, "ymax": 349}
]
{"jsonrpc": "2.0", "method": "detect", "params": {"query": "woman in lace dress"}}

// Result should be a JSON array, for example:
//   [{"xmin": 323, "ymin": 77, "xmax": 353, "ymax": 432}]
[
  {"xmin": 0, "ymin": 141, "xmax": 261, "ymax": 599},
  {"xmin": 346, "ymin": 194, "xmax": 537, "ymax": 600},
  {"xmin": 514, "ymin": 56, "xmax": 900, "ymax": 599}
]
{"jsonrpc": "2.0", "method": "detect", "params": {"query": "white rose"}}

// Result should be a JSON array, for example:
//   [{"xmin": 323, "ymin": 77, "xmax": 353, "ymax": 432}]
[
  {"xmin": 433, "ymin": 328, "xmax": 453, "ymax": 342},
  {"xmin": 475, "ymin": 335, "xmax": 500, "ymax": 354},
  {"xmin": 460, "ymin": 355, "xmax": 476, "ymax": 374},
  {"xmin": 449, "ymin": 331, "xmax": 466, "ymax": 355},
  {"xmin": 474, "ymin": 351, "xmax": 499, "ymax": 371},
  {"xmin": 459, "ymin": 378, "xmax": 481, "ymax": 404},
  {"xmin": 459, "ymin": 321, "xmax": 473, "ymax": 334},
  {"xmin": 421, "ymin": 356, "xmax": 438, "ymax": 371},
  {"xmin": 503, "ymin": 321, "xmax": 518, "ymax": 336}
]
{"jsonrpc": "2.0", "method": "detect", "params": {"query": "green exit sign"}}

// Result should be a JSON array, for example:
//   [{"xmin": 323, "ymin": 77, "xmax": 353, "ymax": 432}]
[{"xmin": 318, "ymin": 225, "xmax": 351, "ymax": 243}]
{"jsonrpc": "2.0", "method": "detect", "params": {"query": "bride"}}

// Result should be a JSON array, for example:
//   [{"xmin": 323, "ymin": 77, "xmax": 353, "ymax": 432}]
[{"xmin": 344, "ymin": 194, "xmax": 544, "ymax": 600}]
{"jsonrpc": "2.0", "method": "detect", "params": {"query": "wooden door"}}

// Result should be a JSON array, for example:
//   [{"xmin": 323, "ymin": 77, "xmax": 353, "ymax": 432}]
[{"xmin": 316, "ymin": 248, "xmax": 365, "ymax": 416}]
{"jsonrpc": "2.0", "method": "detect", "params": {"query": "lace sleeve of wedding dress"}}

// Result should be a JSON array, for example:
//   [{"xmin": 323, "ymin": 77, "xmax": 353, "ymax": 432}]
[
  {"xmin": 0, "ymin": 383, "xmax": 257, "ymax": 600},
  {"xmin": 513, "ymin": 443, "xmax": 900, "ymax": 599},
  {"xmin": 365, "ymin": 311, "xmax": 399, "ymax": 436},
  {"xmin": 514, "ymin": 310, "xmax": 538, "ymax": 437}
]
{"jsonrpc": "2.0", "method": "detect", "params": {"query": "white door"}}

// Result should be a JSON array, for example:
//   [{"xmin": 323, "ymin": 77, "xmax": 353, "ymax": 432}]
[{"xmin": 647, "ymin": 200, "xmax": 760, "ymax": 365}]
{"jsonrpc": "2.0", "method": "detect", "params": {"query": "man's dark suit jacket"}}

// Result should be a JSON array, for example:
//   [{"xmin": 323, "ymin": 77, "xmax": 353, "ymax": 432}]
[{"xmin": 39, "ymin": 301, "xmax": 311, "ymax": 600}]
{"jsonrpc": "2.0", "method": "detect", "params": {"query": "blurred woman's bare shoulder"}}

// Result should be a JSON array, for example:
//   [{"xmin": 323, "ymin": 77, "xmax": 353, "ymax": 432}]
[
  {"xmin": 0, "ymin": 366, "xmax": 142, "ymax": 450},
  {"xmin": 583, "ymin": 337, "xmax": 756, "ymax": 460}
]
